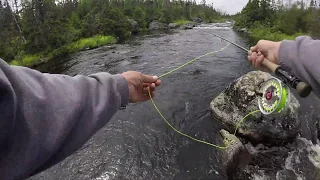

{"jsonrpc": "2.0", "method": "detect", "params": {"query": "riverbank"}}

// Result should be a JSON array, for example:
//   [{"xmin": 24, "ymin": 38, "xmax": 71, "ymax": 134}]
[
  {"xmin": 9, "ymin": 19, "xmax": 232, "ymax": 68},
  {"xmin": 9, "ymin": 20, "xmax": 196, "ymax": 68},
  {"xmin": 10, "ymin": 35, "xmax": 117, "ymax": 67},
  {"xmin": 249, "ymin": 27, "xmax": 306, "ymax": 42},
  {"xmin": 8, "ymin": 20, "xmax": 198, "ymax": 68},
  {"xmin": 234, "ymin": 26, "xmax": 307, "ymax": 43}
]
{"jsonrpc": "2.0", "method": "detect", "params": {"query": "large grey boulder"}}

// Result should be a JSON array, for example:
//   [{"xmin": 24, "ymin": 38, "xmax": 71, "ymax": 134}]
[
  {"xmin": 210, "ymin": 71, "xmax": 301, "ymax": 145},
  {"xmin": 127, "ymin": 19, "xmax": 139, "ymax": 33},
  {"xmin": 193, "ymin": 17, "xmax": 203, "ymax": 23},
  {"xmin": 148, "ymin": 20, "xmax": 168, "ymax": 30}
]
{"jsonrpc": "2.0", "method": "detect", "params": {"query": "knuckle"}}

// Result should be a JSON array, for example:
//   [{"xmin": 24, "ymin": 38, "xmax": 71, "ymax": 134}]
[{"xmin": 258, "ymin": 40, "xmax": 265, "ymax": 45}]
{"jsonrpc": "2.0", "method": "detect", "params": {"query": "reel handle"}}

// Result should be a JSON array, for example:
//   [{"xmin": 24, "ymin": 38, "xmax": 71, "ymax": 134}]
[{"xmin": 261, "ymin": 58, "xmax": 312, "ymax": 98}]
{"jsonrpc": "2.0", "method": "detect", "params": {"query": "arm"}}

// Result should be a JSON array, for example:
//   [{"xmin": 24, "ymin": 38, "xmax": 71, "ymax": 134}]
[
  {"xmin": 0, "ymin": 58, "xmax": 129, "ymax": 179},
  {"xmin": 279, "ymin": 36, "xmax": 320, "ymax": 98}
]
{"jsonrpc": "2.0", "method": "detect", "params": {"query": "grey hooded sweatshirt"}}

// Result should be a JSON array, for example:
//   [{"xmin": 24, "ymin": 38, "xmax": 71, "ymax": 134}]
[
  {"xmin": 279, "ymin": 36, "xmax": 320, "ymax": 98},
  {"xmin": 0, "ymin": 35, "xmax": 319, "ymax": 180},
  {"xmin": 0, "ymin": 58, "xmax": 129, "ymax": 179}
]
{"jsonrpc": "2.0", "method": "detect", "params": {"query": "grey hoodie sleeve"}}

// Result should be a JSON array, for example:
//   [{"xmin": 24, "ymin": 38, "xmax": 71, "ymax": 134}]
[
  {"xmin": 0, "ymin": 58, "xmax": 129, "ymax": 179},
  {"xmin": 279, "ymin": 36, "xmax": 320, "ymax": 98}
]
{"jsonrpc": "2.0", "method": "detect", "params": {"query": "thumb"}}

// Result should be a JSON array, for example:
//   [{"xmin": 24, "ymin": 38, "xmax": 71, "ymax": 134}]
[
  {"xmin": 141, "ymin": 73, "xmax": 158, "ymax": 83},
  {"xmin": 250, "ymin": 45, "xmax": 258, "ymax": 52}
]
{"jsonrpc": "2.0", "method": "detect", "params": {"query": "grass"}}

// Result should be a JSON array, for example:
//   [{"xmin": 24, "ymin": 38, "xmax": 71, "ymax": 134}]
[
  {"xmin": 173, "ymin": 19, "xmax": 194, "ymax": 26},
  {"xmin": 10, "ymin": 35, "xmax": 117, "ymax": 67},
  {"xmin": 248, "ymin": 27, "xmax": 307, "ymax": 42},
  {"xmin": 69, "ymin": 35, "xmax": 117, "ymax": 51},
  {"xmin": 10, "ymin": 54, "xmax": 41, "ymax": 67}
]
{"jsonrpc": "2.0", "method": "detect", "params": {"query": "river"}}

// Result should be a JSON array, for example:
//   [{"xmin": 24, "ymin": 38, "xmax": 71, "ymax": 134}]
[{"xmin": 29, "ymin": 23, "xmax": 320, "ymax": 180}]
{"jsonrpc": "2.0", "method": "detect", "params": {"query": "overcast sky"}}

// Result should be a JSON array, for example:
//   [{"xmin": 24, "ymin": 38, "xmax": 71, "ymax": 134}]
[
  {"xmin": 203, "ymin": 0, "xmax": 310, "ymax": 15},
  {"xmin": 206, "ymin": 0, "xmax": 249, "ymax": 15}
]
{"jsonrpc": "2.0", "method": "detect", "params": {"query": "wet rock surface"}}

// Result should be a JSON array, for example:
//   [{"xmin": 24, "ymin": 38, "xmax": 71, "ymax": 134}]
[
  {"xmin": 234, "ymin": 137, "xmax": 320, "ymax": 180},
  {"xmin": 219, "ymin": 129, "xmax": 252, "ymax": 180},
  {"xmin": 210, "ymin": 70, "xmax": 320, "ymax": 180},
  {"xmin": 210, "ymin": 71, "xmax": 301, "ymax": 145},
  {"xmin": 180, "ymin": 22, "xmax": 196, "ymax": 30}
]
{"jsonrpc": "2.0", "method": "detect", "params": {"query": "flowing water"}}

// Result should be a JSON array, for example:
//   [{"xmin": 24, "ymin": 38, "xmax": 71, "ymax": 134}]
[{"xmin": 29, "ymin": 23, "xmax": 320, "ymax": 180}]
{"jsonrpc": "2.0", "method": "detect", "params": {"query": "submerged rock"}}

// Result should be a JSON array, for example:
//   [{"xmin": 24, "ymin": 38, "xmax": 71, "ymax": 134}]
[
  {"xmin": 210, "ymin": 71, "xmax": 301, "ymax": 145},
  {"xmin": 276, "ymin": 169, "xmax": 298, "ymax": 180},
  {"xmin": 282, "ymin": 137, "xmax": 320, "ymax": 180},
  {"xmin": 236, "ymin": 143, "xmax": 290, "ymax": 179},
  {"xmin": 219, "ymin": 129, "xmax": 252, "ymax": 179},
  {"xmin": 235, "ymin": 137, "xmax": 320, "ymax": 180},
  {"xmin": 180, "ymin": 22, "xmax": 196, "ymax": 30}
]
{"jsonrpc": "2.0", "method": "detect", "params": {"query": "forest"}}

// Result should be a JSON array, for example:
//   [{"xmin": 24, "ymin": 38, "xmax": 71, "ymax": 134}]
[
  {"xmin": 0, "ymin": 0, "xmax": 226, "ymax": 66},
  {"xmin": 233, "ymin": 0, "xmax": 320, "ymax": 41}
]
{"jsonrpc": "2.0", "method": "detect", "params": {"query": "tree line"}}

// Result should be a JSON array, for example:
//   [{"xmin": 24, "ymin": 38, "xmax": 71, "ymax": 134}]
[
  {"xmin": 0, "ymin": 0, "xmax": 226, "ymax": 64},
  {"xmin": 233, "ymin": 0, "xmax": 320, "ymax": 41}
]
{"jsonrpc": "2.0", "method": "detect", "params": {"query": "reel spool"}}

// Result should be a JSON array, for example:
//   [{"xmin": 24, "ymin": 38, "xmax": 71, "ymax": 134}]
[{"xmin": 258, "ymin": 77, "xmax": 290, "ymax": 115}]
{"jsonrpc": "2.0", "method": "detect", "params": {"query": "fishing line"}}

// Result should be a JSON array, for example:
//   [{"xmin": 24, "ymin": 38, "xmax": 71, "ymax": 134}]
[
  {"xmin": 147, "ymin": 37, "xmax": 261, "ymax": 150},
  {"xmin": 212, "ymin": 34, "xmax": 251, "ymax": 52}
]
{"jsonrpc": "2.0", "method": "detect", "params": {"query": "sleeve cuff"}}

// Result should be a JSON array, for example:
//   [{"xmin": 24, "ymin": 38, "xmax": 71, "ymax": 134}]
[
  {"xmin": 113, "ymin": 74, "xmax": 129, "ymax": 108},
  {"xmin": 278, "ymin": 40, "xmax": 296, "ymax": 74}
]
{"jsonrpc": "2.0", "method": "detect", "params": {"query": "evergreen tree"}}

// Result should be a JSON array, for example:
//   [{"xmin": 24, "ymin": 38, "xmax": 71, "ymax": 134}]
[{"xmin": 0, "ymin": 0, "xmax": 226, "ymax": 63}]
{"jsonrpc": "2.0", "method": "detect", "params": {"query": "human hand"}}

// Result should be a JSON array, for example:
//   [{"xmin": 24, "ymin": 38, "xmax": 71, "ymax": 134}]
[
  {"xmin": 248, "ymin": 40, "xmax": 282, "ymax": 72},
  {"xmin": 122, "ymin": 71, "xmax": 161, "ymax": 103}
]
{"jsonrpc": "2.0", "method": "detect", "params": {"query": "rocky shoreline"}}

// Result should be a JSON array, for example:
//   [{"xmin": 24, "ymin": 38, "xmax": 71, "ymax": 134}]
[
  {"xmin": 127, "ymin": 18, "xmax": 204, "ymax": 33},
  {"xmin": 211, "ymin": 71, "xmax": 320, "ymax": 180}
]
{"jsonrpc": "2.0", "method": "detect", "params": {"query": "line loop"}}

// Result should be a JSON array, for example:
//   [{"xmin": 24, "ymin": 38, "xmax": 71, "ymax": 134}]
[{"xmin": 148, "ymin": 38, "xmax": 261, "ymax": 149}]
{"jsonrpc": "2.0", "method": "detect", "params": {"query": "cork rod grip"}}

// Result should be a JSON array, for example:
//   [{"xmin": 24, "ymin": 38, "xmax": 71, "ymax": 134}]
[{"xmin": 261, "ymin": 58, "xmax": 279, "ymax": 73}]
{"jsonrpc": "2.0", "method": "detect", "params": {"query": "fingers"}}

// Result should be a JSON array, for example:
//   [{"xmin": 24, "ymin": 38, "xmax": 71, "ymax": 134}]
[
  {"xmin": 248, "ymin": 51, "xmax": 265, "ymax": 71},
  {"xmin": 139, "ymin": 74, "xmax": 161, "ymax": 102},
  {"xmin": 250, "ymin": 51, "xmax": 257, "ymax": 67},
  {"xmin": 143, "ymin": 79, "xmax": 161, "ymax": 87},
  {"xmin": 143, "ymin": 83, "xmax": 156, "ymax": 94},
  {"xmin": 155, "ymin": 79, "xmax": 161, "ymax": 86},
  {"xmin": 255, "ymin": 54, "xmax": 264, "ymax": 70},
  {"xmin": 250, "ymin": 45, "xmax": 258, "ymax": 53},
  {"xmin": 250, "ymin": 40, "xmax": 265, "ymax": 52},
  {"xmin": 140, "ymin": 92, "xmax": 155, "ymax": 101},
  {"xmin": 141, "ymin": 73, "xmax": 158, "ymax": 83}
]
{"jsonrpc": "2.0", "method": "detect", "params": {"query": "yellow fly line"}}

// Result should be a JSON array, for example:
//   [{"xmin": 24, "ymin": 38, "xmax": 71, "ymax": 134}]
[{"xmin": 147, "ymin": 42, "xmax": 260, "ymax": 149}]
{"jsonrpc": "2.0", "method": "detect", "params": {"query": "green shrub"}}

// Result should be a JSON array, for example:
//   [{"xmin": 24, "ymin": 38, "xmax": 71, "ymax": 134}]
[{"xmin": 9, "ymin": 35, "xmax": 117, "ymax": 67}]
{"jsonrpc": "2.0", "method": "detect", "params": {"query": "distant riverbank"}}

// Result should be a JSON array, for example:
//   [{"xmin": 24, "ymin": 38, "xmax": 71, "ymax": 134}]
[
  {"xmin": 234, "ymin": 26, "xmax": 306, "ymax": 43},
  {"xmin": 10, "ymin": 35, "xmax": 117, "ymax": 67},
  {"xmin": 9, "ymin": 18, "xmax": 227, "ymax": 68}
]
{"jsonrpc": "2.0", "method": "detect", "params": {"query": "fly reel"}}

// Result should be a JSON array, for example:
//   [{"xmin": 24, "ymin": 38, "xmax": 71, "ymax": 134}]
[{"xmin": 258, "ymin": 77, "xmax": 290, "ymax": 115}]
